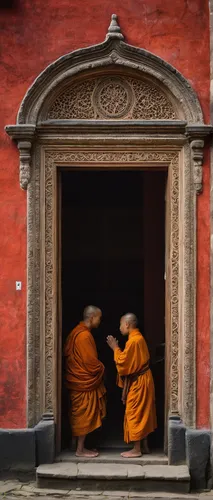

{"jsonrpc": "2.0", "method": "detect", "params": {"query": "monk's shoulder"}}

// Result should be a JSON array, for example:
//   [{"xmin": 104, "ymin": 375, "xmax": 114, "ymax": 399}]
[
  {"xmin": 134, "ymin": 331, "xmax": 146, "ymax": 346},
  {"xmin": 75, "ymin": 329, "xmax": 91, "ymax": 343}
]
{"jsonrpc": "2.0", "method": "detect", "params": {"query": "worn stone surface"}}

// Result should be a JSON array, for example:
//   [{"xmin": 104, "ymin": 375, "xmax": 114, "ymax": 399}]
[
  {"xmin": 37, "ymin": 462, "xmax": 190, "ymax": 481},
  {"xmin": 141, "ymin": 465, "xmax": 189, "ymax": 481},
  {"xmin": 37, "ymin": 463, "xmax": 77, "ymax": 478},
  {"xmin": 35, "ymin": 420, "xmax": 55, "ymax": 466},
  {"xmin": 1, "ymin": 477, "xmax": 213, "ymax": 498},
  {"xmin": 22, "ymin": 485, "xmax": 70, "ymax": 495},
  {"xmin": 168, "ymin": 419, "xmax": 186, "ymax": 465},
  {"xmin": 127, "ymin": 466, "xmax": 144, "ymax": 479},
  {"xmin": 186, "ymin": 430, "xmax": 211, "ymax": 490},
  {"xmin": 0, "ymin": 429, "xmax": 35, "ymax": 471},
  {"xmin": 0, "ymin": 481, "xmax": 21, "ymax": 494},
  {"xmin": 35, "ymin": 462, "xmax": 190, "ymax": 493},
  {"xmin": 56, "ymin": 451, "xmax": 168, "ymax": 466},
  {"xmin": 77, "ymin": 463, "xmax": 128, "ymax": 479},
  {"xmin": 37, "ymin": 462, "xmax": 189, "ymax": 482}
]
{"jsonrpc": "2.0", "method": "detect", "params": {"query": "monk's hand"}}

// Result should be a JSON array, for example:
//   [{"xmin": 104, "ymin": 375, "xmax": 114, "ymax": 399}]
[{"xmin": 107, "ymin": 335, "xmax": 118, "ymax": 351}]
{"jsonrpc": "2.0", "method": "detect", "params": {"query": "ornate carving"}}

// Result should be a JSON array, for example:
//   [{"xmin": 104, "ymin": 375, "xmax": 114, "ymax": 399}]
[
  {"xmin": 93, "ymin": 78, "xmax": 133, "ymax": 118},
  {"xmin": 45, "ymin": 150, "xmax": 176, "ymax": 165},
  {"xmin": 44, "ymin": 159, "xmax": 55, "ymax": 414},
  {"xmin": 48, "ymin": 80, "xmax": 96, "ymax": 120},
  {"xmin": 4, "ymin": 125, "xmax": 36, "ymax": 191},
  {"xmin": 131, "ymin": 79, "xmax": 175, "ymax": 120},
  {"xmin": 190, "ymin": 139, "xmax": 205, "ymax": 194},
  {"xmin": 182, "ymin": 143, "xmax": 196, "ymax": 427},
  {"xmin": 169, "ymin": 154, "xmax": 179, "ymax": 415},
  {"xmin": 18, "ymin": 141, "xmax": 32, "ymax": 189},
  {"xmin": 47, "ymin": 76, "xmax": 176, "ymax": 121},
  {"xmin": 26, "ymin": 145, "xmax": 41, "ymax": 426}
]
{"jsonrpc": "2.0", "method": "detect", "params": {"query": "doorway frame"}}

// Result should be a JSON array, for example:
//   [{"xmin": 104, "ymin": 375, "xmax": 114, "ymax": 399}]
[{"xmin": 28, "ymin": 137, "xmax": 195, "ymax": 451}]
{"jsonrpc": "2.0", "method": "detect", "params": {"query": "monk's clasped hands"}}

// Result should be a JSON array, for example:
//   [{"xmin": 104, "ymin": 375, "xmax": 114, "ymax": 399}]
[{"xmin": 106, "ymin": 335, "xmax": 119, "ymax": 350}]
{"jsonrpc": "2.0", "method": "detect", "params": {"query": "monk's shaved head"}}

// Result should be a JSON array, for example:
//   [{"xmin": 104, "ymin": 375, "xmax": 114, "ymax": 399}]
[
  {"xmin": 122, "ymin": 313, "xmax": 138, "ymax": 328},
  {"xmin": 83, "ymin": 305, "xmax": 102, "ymax": 320}
]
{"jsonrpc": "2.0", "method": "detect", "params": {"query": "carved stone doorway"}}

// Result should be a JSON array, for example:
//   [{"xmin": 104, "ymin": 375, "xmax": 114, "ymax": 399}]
[{"xmin": 5, "ymin": 15, "xmax": 212, "ymax": 461}]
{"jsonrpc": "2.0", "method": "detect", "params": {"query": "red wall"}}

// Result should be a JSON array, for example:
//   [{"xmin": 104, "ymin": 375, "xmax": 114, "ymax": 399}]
[
  {"xmin": 0, "ymin": 0, "xmax": 210, "ymax": 428},
  {"xmin": 197, "ymin": 149, "xmax": 210, "ymax": 428}
]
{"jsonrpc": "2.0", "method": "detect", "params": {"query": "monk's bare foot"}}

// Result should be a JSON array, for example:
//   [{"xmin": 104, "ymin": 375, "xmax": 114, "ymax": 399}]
[
  {"xmin": 76, "ymin": 448, "xmax": 99, "ymax": 458},
  {"xmin": 121, "ymin": 449, "xmax": 142, "ymax": 458}
]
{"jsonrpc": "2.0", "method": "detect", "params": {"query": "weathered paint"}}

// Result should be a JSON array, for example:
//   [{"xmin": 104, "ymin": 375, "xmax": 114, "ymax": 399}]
[
  {"xmin": 197, "ymin": 149, "xmax": 210, "ymax": 428},
  {"xmin": 0, "ymin": 0, "xmax": 210, "ymax": 428}
]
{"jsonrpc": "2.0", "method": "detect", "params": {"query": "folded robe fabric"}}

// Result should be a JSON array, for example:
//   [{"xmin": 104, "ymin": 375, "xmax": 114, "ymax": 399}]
[
  {"xmin": 64, "ymin": 322, "xmax": 106, "ymax": 437},
  {"xmin": 114, "ymin": 328, "xmax": 157, "ymax": 443}
]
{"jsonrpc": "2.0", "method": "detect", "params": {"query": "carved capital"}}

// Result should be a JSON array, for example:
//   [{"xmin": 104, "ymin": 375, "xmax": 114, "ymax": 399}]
[
  {"xmin": 5, "ymin": 124, "xmax": 36, "ymax": 190},
  {"xmin": 190, "ymin": 139, "xmax": 204, "ymax": 194},
  {"xmin": 18, "ymin": 141, "xmax": 32, "ymax": 190}
]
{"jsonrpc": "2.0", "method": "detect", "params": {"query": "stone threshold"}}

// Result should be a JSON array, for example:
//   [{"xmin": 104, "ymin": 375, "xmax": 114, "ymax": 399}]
[
  {"xmin": 36, "ymin": 463, "xmax": 190, "ymax": 493},
  {"xmin": 56, "ymin": 450, "xmax": 168, "ymax": 466}
]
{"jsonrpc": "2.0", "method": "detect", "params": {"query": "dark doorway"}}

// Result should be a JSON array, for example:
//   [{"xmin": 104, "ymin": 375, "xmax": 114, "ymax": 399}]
[{"xmin": 61, "ymin": 169, "xmax": 166, "ymax": 451}]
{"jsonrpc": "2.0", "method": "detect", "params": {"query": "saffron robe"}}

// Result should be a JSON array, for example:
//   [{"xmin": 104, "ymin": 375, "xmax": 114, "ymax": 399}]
[
  {"xmin": 64, "ymin": 322, "xmax": 106, "ymax": 437},
  {"xmin": 114, "ymin": 329, "xmax": 157, "ymax": 443}
]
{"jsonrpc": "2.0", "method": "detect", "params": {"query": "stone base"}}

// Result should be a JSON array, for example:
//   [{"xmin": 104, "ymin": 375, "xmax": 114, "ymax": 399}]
[
  {"xmin": 0, "ymin": 419, "xmax": 55, "ymax": 471},
  {"xmin": 168, "ymin": 420, "xmax": 211, "ymax": 491},
  {"xmin": 0, "ymin": 420, "xmax": 212, "ymax": 493},
  {"xmin": 186, "ymin": 429, "xmax": 211, "ymax": 491},
  {"xmin": 0, "ymin": 429, "xmax": 35, "ymax": 471},
  {"xmin": 168, "ymin": 418, "xmax": 186, "ymax": 465}
]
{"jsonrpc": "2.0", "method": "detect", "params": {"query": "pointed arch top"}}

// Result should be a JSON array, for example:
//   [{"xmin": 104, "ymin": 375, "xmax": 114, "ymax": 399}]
[
  {"xmin": 16, "ymin": 14, "xmax": 203, "ymax": 125},
  {"xmin": 5, "ymin": 15, "xmax": 213, "ymax": 191}
]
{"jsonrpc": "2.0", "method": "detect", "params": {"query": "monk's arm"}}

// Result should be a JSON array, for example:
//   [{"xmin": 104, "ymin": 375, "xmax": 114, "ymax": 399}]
[
  {"xmin": 76, "ymin": 333, "xmax": 104, "ymax": 376},
  {"xmin": 114, "ymin": 342, "xmax": 135, "ymax": 376}
]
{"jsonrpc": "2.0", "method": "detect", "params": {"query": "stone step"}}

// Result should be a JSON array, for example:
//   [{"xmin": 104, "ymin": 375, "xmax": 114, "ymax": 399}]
[
  {"xmin": 36, "ymin": 462, "xmax": 190, "ymax": 493},
  {"xmin": 56, "ymin": 450, "xmax": 168, "ymax": 466}
]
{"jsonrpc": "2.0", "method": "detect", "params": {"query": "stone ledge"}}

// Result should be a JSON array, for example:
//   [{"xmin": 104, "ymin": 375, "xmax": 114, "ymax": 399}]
[
  {"xmin": 56, "ymin": 451, "xmax": 168, "ymax": 466},
  {"xmin": 36, "ymin": 463, "xmax": 190, "ymax": 493},
  {"xmin": 37, "ymin": 463, "xmax": 190, "ymax": 482},
  {"xmin": 37, "ymin": 463, "xmax": 78, "ymax": 479}
]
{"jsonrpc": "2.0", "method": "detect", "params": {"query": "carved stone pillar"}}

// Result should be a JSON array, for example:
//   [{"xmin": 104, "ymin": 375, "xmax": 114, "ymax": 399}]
[
  {"xmin": 18, "ymin": 141, "xmax": 32, "ymax": 190},
  {"xmin": 4, "ymin": 124, "xmax": 36, "ymax": 190},
  {"xmin": 190, "ymin": 139, "xmax": 204, "ymax": 194},
  {"xmin": 186, "ymin": 125, "xmax": 213, "ymax": 194}
]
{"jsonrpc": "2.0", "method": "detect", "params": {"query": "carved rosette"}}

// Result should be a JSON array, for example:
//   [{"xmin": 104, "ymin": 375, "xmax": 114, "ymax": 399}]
[{"xmin": 190, "ymin": 139, "xmax": 204, "ymax": 194}]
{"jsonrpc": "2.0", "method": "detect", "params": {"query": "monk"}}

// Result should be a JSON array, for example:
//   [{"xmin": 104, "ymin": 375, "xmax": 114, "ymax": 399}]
[
  {"xmin": 107, "ymin": 313, "xmax": 157, "ymax": 458},
  {"xmin": 64, "ymin": 306, "xmax": 106, "ymax": 458}
]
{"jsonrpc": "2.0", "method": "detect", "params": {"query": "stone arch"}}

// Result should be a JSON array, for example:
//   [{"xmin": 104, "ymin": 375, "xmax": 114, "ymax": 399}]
[{"xmin": 16, "ymin": 15, "xmax": 203, "ymax": 126}]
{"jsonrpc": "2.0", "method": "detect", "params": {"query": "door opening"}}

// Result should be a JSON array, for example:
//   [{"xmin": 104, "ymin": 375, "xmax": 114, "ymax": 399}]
[{"xmin": 60, "ymin": 169, "xmax": 166, "ymax": 451}]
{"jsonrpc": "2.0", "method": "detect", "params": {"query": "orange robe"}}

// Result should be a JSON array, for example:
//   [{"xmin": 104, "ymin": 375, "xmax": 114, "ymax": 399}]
[
  {"xmin": 114, "ymin": 329, "xmax": 157, "ymax": 443},
  {"xmin": 64, "ymin": 322, "xmax": 106, "ymax": 437}
]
